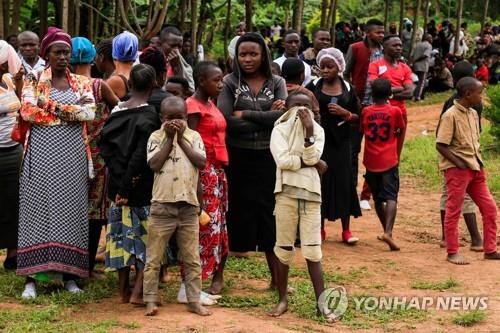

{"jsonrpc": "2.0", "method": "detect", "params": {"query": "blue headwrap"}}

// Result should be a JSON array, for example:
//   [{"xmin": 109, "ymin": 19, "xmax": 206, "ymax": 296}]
[
  {"xmin": 70, "ymin": 37, "xmax": 96, "ymax": 64},
  {"xmin": 112, "ymin": 31, "xmax": 139, "ymax": 62}
]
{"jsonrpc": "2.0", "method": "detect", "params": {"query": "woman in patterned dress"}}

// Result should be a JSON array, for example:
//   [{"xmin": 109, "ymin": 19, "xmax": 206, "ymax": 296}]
[
  {"xmin": 17, "ymin": 28, "xmax": 96, "ymax": 299},
  {"xmin": 184, "ymin": 61, "xmax": 228, "ymax": 300},
  {"xmin": 70, "ymin": 36, "xmax": 119, "ymax": 277}
]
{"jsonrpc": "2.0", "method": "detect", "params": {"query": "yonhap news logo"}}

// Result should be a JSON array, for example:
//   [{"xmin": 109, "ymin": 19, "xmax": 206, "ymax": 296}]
[{"xmin": 318, "ymin": 287, "xmax": 488, "ymax": 320}]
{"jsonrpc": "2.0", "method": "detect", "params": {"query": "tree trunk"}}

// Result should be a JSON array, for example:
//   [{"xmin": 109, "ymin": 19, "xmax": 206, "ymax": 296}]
[
  {"xmin": 320, "ymin": 0, "xmax": 328, "ymax": 27},
  {"xmin": 39, "ymin": 0, "xmax": 49, "ymax": 37},
  {"xmin": 292, "ymin": 0, "xmax": 304, "ymax": 31},
  {"xmin": 223, "ymin": 0, "xmax": 231, "ymax": 60},
  {"xmin": 9, "ymin": 0, "xmax": 21, "ymax": 35},
  {"xmin": 74, "ymin": 0, "xmax": 81, "ymax": 36},
  {"xmin": 423, "ymin": 0, "xmax": 430, "ymax": 33},
  {"xmin": 454, "ymin": 0, "xmax": 463, "ymax": 55},
  {"xmin": 62, "ymin": 0, "xmax": 69, "ymax": 32},
  {"xmin": 284, "ymin": 6, "xmax": 290, "ymax": 30},
  {"xmin": 432, "ymin": 0, "xmax": 440, "ymax": 17},
  {"xmin": 0, "ymin": 0, "xmax": 4, "ymax": 38},
  {"xmin": 409, "ymin": 0, "xmax": 421, "ymax": 58},
  {"xmin": 88, "ymin": 0, "xmax": 94, "ymax": 41},
  {"xmin": 68, "ymin": 0, "xmax": 75, "ymax": 35},
  {"xmin": 179, "ymin": 0, "xmax": 187, "ymax": 33},
  {"xmin": 245, "ymin": 0, "xmax": 253, "ymax": 32},
  {"xmin": 2, "ymin": 0, "xmax": 10, "ymax": 38},
  {"xmin": 384, "ymin": 0, "xmax": 390, "ymax": 31},
  {"xmin": 480, "ymin": 0, "xmax": 489, "ymax": 38},
  {"xmin": 329, "ymin": 0, "xmax": 338, "ymax": 44},
  {"xmin": 399, "ymin": 0, "xmax": 404, "ymax": 38},
  {"xmin": 190, "ymin": 0, "xmax": 199, "ymax": 54},
  {"xmin": 196, "ymin": 0, "xmax": 208, "ymax": 46}
]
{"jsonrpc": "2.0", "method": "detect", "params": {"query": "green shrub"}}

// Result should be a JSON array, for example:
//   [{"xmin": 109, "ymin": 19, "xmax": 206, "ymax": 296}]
[{"xmin": 483, "ymin": 85, "xmax": 500, "ymax": 151}]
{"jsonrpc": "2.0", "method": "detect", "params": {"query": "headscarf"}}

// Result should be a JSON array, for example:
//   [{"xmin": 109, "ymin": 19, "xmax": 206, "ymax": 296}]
[
  {"xmin": 40, "ymin": 27, "xmax": 72, "ymax": 59},
  {"xmin": 316, "ymin": 47, "xmax": 346, "ymax": 75},
  {"xmin": 70, "ymin": 37, "xmax": 96, "ymax": 65},
  {"xmin": 0, "ymin": 40, "xmax": 22, "ymax": 75},
  {"xmin": 233, "ymin": 32, "xmax": 273, "ymax": 79},
  {"xmin": 112, "ymin": 31, "xmax": 139, "ymax": 62}
]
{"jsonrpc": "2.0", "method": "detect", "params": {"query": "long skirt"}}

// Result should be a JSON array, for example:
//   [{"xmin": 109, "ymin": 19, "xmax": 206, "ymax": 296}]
[
  {"xmin": 17, "ymin": 124, "xmax": 89, "ymax": 278},
  {"xmin": 105, "ymin": 205, "xmax": 149, "ymax": 270},
  {"xmin": 226, "ymin": 146, "xmax": 276, "ymax": 252},
  {"xmin": 0, "ymin": 144, "xmax": 22, "ymax": 249},
  {"xmin": 197, "ymin": 163, "xmax": 228, "ymax": 280}
]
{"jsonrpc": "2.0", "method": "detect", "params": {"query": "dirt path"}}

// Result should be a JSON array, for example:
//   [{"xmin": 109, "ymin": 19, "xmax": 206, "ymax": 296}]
[{"xmin": 3, "ymin": 103, "xmax": 500, "ymax": 332}]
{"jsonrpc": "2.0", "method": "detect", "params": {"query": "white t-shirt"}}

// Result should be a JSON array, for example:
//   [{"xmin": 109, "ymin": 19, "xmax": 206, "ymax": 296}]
[{"xmin": 274, "ymin": 55, "xmax": 312, "ymax": 86}]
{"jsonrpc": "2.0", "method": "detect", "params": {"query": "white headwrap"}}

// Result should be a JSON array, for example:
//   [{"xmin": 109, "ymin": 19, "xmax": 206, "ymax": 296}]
[
  {"xmin": 316, "ymin": 47, "xmax": 346, "ymax": 75},
  {"xmin": 0, "ymin": 40, "xmax": 22, "ymax": 76}
]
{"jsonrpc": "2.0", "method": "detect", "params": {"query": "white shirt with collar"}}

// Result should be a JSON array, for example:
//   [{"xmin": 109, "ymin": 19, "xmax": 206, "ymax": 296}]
[
  {"xmin": 20, "ymin": 56, "xmax": 46, "ymax": 73},
  {"xmin": 274, "ymin": 55, "xmax": 312, "ymax": 86}
]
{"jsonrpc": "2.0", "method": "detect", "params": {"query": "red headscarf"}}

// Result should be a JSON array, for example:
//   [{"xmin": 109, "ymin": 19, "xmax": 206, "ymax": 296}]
[{"xmin": 40, "ymin": 27, "xmax": 72, "ymax": 59}]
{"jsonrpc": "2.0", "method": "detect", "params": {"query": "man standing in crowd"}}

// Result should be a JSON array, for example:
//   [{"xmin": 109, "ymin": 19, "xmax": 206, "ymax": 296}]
[
  {"xmin": 159, "ymin": 26, "xmax": 195, "ymax": 92},
  {"xmin": 411, "ymin": 34, "xmax": 433, "ymax": 101},
  {"xmin": 274, "ymin": 30, "xmax": 312, "ymax": 85},
  {"xmin": 300, "ymin": 28, "xmax": 331, "ymax": 76},
  {"xmin": 344, "ymin": 19, "xmax": 385, "ymax": 206},
  {"xmin": 17, "ymin": 31, "xmax": 45, "ymax": 73}
]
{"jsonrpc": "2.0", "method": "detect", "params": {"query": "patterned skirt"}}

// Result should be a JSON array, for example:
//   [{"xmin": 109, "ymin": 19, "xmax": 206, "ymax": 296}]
[
  {"xmin": 198, "ymin": 163, "xmax": 229, "ymax": 280},
  {"xmin": 17, "ymin": 124, "xmax": 89, "ymax": 278},
  {"xmin": 105, "ymin": 205, "xmax": 149, "ymax": 270}
]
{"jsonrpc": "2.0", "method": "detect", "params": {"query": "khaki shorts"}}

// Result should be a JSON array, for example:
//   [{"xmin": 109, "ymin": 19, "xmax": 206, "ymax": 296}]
[
  {"xmin": 274, "ymin": 194, "xmax": 322, "ymax": 266},
  {"xmin": 440, "ymin": 181, "xmax": 476, "ymax": 214}
]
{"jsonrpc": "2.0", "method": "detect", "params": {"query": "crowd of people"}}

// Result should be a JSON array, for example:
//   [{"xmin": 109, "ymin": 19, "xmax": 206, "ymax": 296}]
[{"xmin": 0, "ymin": 16, "xmax": 498, "ymax": 321}]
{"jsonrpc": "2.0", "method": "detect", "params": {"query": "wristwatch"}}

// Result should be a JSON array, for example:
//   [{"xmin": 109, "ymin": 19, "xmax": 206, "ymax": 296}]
[{"xmin": 304, "ymin": 136, "xmax": 315, "ymax": 144}]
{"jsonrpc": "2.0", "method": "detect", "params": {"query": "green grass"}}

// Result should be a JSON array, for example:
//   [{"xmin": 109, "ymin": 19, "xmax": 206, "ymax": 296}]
[
  {"xmin": 400, "ymin": 125, "xmax": 500, "ymax": 200},
  {"xmin": 452, "ymin": 310, "xmax": 486, "ymax": 327},
  {"xmin": 0, "ymin": 306, "xmax": 126, "ymax": 333},
  {"xmin": 411, "ymin": 278, "xmax": 459, "ymax": 291},
  {"xmin": 407, "ymin": 92, "xmax": 453, "ymax": 108}
]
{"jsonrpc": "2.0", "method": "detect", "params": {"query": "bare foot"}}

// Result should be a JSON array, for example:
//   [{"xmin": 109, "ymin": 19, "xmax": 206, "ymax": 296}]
[
  {"xmin": 130, "ymin": 296, "xmax": 145, "ymax": 306},
  {"xmin": 377, "ymin": 234, "xmax": 400, "ymax": 251},
  {"xmin": 447, "ymin": 253, "xmax": 470, "ymax": 265},
  {"xmin": 439, "ymin": 240, "xmax": 446, "ymax": 248},
  {"xmin": 316, "ymin": 309, "xmax": 338, "ymax": 323},
  {"xmin": 484, "ymin": 252, "xmax": 500, "ymax": 260},
  {"xmin": 206, "ymin": 279, "xmax": 224, "ymax": 295},
  {"xmin": 120, "ymin": 290, "xmax": 131, "ymax": 303},
  {"xmin": 187, "ymin": 302, "xmax": 212, "ymax": 316},
  {"xmin": 145, "ymin": 302, "xmax": 158, "ymax": 316},
  {"xmin": 470, "ymin": 245, "xmax": 484, "ymax": 252},
  {"xmin": 268, "ymin": 301, "xmax": 288, "ymax": 317}
]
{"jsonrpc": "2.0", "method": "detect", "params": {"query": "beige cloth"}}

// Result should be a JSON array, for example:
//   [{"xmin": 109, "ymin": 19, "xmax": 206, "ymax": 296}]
[
  {"xmin": 147, "ymin": 127, "xmax": 205, "ymax": 206},
  {"xmin": 436, "ymin": 100, "xmax": 483, "ymax": 171},
  {"xmin": 143, "ymin": 202, "xmax": 201, "ymax": 303},
  {"xmin": 270, "ymin": 106, "xmax": 325, "ymax": 196},
  {"xmin": 274, "ymin": 194, "xmax": 322, "ymax": 266}
]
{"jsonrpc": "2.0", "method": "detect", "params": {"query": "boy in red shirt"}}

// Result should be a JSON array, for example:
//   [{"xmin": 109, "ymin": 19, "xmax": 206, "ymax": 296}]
[
  {"xmin": 361, "ymin": 78, "xmax": 406, "ymax": 251},
  {"xmin": 474, "ymin": 58, "xmax": 489, "ymax": 86}
]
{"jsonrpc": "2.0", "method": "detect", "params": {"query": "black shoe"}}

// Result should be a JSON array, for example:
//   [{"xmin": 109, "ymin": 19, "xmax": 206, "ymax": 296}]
[{"xmin": 3, "ymin": 256, "xmax": 17, "ymax": 270}]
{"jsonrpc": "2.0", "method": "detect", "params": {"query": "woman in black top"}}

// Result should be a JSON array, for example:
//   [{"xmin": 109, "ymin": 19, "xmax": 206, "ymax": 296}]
[
  {"xmin": 217, "ymin": 33, "xmax": 287, "ymax": 288},
  {"xmin": 99, "ymin": 64, "xmax": 160, "ymax": 304},
  {"xmin": 306, "ymin": 47, "xmax": 361, "ymax": 244}
]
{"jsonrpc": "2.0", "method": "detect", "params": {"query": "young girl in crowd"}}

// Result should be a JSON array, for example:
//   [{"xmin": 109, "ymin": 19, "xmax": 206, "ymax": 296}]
[
  {"xmin": 106, "ymin": 31, "xmax": 138, "ymax": 100},
  {"xmin": 306, "ymin": 47, "xmax": 361, "ymax": 244},
  {"xmin": 185, "ymin": 61, "xmax": 228, "ymax": 298},
  {"xmin": 99, "ymin": 64, "xmax": 160, "ymax": 304}
]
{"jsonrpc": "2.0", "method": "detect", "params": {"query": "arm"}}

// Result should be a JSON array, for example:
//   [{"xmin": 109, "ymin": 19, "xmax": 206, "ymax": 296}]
[
  {"xmin": 106, "ymin": 76, "xmax": 127, "ymax": 100},
  {"xmin": 148, "ymin": 134, "xmax": 174, "ymax": 173},
  {"xmin": 20, "ymin": 74, "xmax": 59, "ymax": 124},
  {"xmin": 100, "ymin": 80, "xmax": 120, "ymax": 109},
  {"xmin": 344, "ymin": 45, "xmax": 354, "ymax": 82},
  {"xmin": 217, "ymin": 82, "xmax": 263, "ymax": 133},
  {"xmin": 177, "ymin": 126, "xmax": 206, "ymax": 170},
  {"xmin": 363, "ymin": 62, "xmax": 378, "ymax": 106},
  {"xmin": 392, "ymin": 81, "xmax": 414, "ymax": 100},
  {"xmin": 436, "ymin": 143, "xmax": 467, "ymax": 169},
  {"xmin": 241, "ymin": 76, "xmax": 287, "ymax": 126},
  {"xmin": 270, "ymin": 127, "xmax": 302, "ymax": 171},
  {"xmin": 187, "ymin": 113, "xmax": 201, "ymax": 130}
]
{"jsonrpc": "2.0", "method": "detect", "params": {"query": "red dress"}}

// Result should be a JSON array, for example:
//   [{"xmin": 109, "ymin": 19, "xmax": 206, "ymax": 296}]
[{"xmin": 186, "ymin": 97, "xmax": 229, "ymax": 280}]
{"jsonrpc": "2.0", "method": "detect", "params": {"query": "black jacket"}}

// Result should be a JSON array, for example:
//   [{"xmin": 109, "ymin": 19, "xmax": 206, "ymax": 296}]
[{"xmin": 99, "ymin": 105, "xmax": 160, "ymax": 207}]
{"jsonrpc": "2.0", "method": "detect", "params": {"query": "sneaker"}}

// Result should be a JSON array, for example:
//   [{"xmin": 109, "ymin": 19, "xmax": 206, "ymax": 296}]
[
  {"xmin": 342, "ymin": 230, "xmax": 359, "ymax": 245},
  {"xmin": 359, "ymin": 200, "xmax": 372, "ymax": 210},
  {"xmin": 65, "ymin": 280, "xmax": 83, "ymax": 294},
  {"xmin": 21, "ymin": 282, "xmax": 37, "ymax": 299},
  {"xmin": 177, "ymin": 283, "xmax": 217, "ymax": 306}
]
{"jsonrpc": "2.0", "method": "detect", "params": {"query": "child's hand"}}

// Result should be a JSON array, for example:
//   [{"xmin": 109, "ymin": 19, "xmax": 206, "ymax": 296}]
[
  {"xmin": 314, "ymin": 159, "xmax": 328, "ymax": 175},
  {"xmin": 115, "ymin": 193, "xmax": 128, "ymax": 206},
  {"xmin": 455, "ymin": 159, "xmax": 467, "ymax": 170},
  {"xmin": 176, "ymin": 120, "xmax": 187, "ymax": 140},
  {"xmin": 271, "ymin": 99, "xmax": 285, "ymax": 111},
  {"xmin": 328, "ymin": 103, "xmax": 349, "ymax": 117},
  {"xmin": 164, "ymin": 122, "xmax": 177, "ymax": 136},
  {"xmin": 298, "ymin": 108, "xmax": 314, "ymax": 132}
]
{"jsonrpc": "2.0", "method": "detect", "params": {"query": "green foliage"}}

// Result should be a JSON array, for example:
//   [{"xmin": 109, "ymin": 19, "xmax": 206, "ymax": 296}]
[
  {"xmin": 483, "ymin": 85, "xmax": 500, "ymax": 151},
  {"xmin": 452, "ymin": 310, "xmax": 486, "ymax": 327}
]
